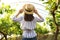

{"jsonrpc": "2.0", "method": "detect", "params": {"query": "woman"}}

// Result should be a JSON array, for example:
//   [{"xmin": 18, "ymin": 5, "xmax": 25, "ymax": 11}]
[{"xmin": 11, "ymin": 4, "xmax": 44, "ymax": 40}]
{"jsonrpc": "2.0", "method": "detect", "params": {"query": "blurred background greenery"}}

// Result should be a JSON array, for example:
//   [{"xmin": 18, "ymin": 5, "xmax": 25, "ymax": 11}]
[{"xmin": 0, "ymin": 0, "xmax": 60, "ymax": 40}]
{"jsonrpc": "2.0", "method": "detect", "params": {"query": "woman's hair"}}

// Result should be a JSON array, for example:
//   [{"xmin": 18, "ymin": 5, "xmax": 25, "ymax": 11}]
[{"xmin": 24, "ymin": 13, "xmax": 34, "ymax": 21}]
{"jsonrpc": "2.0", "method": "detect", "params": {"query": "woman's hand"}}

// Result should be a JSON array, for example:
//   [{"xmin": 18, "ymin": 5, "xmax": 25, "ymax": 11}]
[
  {"xmin": 34, "ymin": 9, "xmax": 38, "ymax": 15},
  {"xmin": 34, "ymin": 9, "xmax": 41, "ymax": 16},
  {"xmin": 16, "ymin": 9, "xmax": 23, "ymax": 17},
  {"xmin": 19, "ymin": 9, "xmax": 23, "ymax": 13},
  {"xmin": 34, "ymin": 9, "xmax": 44, "ymax": 19}
]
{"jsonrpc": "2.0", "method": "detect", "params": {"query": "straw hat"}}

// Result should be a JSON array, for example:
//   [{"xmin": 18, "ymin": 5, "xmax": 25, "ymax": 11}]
[{"xmin": 23, "ymin": 4, "xmax": 35, "ymax": 14}]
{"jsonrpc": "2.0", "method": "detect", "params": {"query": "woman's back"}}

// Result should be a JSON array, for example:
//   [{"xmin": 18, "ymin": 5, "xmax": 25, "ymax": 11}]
[{"xmin": 10, "ymin": 4, "xmax": 44, "ymax": 40}]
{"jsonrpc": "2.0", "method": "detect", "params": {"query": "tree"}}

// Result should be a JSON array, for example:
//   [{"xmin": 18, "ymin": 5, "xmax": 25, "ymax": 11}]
[
  {"xmin": 42, "ymin": 0, "xmax": 60, "ymax": 40},
  {"xmin": 0, "ymin": 3, "xmax": 22, "ymax": 40}
]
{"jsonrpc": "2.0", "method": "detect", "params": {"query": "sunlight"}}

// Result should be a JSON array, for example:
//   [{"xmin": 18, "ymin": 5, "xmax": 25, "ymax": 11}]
[
  {"xmin": 0, "ymin": 0, "xmax": 51, "ymax": 31},
  {"xmin": 1, "ymin": 0, "xmax": 49, "ymax": 19},
  {"xmin": 0, "ymin": 0, "xmax": 60, "ymax": 40}
]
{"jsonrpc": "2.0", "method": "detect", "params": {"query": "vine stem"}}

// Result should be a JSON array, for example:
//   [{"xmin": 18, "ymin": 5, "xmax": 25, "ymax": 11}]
[
  {"xmin": 50, "ymin": 0, "xmax": 59, "ymax": 40},
  {"xmin": 0, "ymin": 31, "xmax": 7, "ymax": 40},
  {"xmin": 52, "ymin": 13, "xmax": 59, "ymax": 40}
]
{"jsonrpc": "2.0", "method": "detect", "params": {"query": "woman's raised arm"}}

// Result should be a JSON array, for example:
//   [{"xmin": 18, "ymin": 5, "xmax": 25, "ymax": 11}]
[
  {"xmin": 34, "ymin": 9, "xmax": 44, "ymax": 22},
  {"xmin": 16, "ymin": 9, "xmax": 23, "ymax": 17}
]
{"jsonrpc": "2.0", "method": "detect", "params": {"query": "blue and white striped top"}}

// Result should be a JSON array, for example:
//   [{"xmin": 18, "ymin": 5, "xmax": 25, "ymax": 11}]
[{"xmin": 10, "ymin": 14, "xmax": 44, "ymax": 38}]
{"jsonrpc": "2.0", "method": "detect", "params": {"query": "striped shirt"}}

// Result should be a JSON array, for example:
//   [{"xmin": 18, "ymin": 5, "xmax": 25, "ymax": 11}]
[{"xmin": 10, "ymin": 14, "xmax": 44, "ymax": 38}]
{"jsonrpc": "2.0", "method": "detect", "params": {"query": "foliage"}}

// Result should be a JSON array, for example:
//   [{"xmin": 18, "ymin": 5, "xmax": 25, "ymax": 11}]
[
  {"xmin": 0, "ymin": 3, "xmax": 15, "ymax": 14},
  {"xmin": 40, "ymin": 0, "xmax": 60, "ymax": 40},
  {"xmin": 0, "ymin": 3, "xmax": 22, "ymax": 36},
  {"xmin": 41, "ymin": 0, "xmax": 60, "ymax": 32},
  {"xmin": 35, "ymin": 23, "xmax": 49, "ymax": 34}
]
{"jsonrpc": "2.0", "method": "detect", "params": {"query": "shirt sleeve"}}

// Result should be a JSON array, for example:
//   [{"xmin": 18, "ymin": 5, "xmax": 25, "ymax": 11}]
[
  {"xmin": 10, "ymin": 14, "xmax": 23, "ymax": 22},
  {"xmin": 35, "ymin": 17, "xmax": 44, "ymax": 22}
]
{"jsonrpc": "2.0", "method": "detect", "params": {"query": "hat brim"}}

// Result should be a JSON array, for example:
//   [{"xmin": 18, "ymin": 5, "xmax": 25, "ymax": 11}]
[{"xmin": 24, "ymin": 10, "xmax": 34, "ymax": 14}]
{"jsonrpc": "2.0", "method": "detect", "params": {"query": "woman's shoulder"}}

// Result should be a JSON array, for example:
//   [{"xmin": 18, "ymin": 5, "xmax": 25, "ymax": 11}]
[
  {"xmin": 19, "ymin": 15, "xmax": 24, "ymax": 18},
  {"xmin": 34, "ymin": 16, "xmax": 37, "ymax": 19},
  {"xmin": 33, "ymin": 16, "xmax": 37, "ymax": 21}
]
